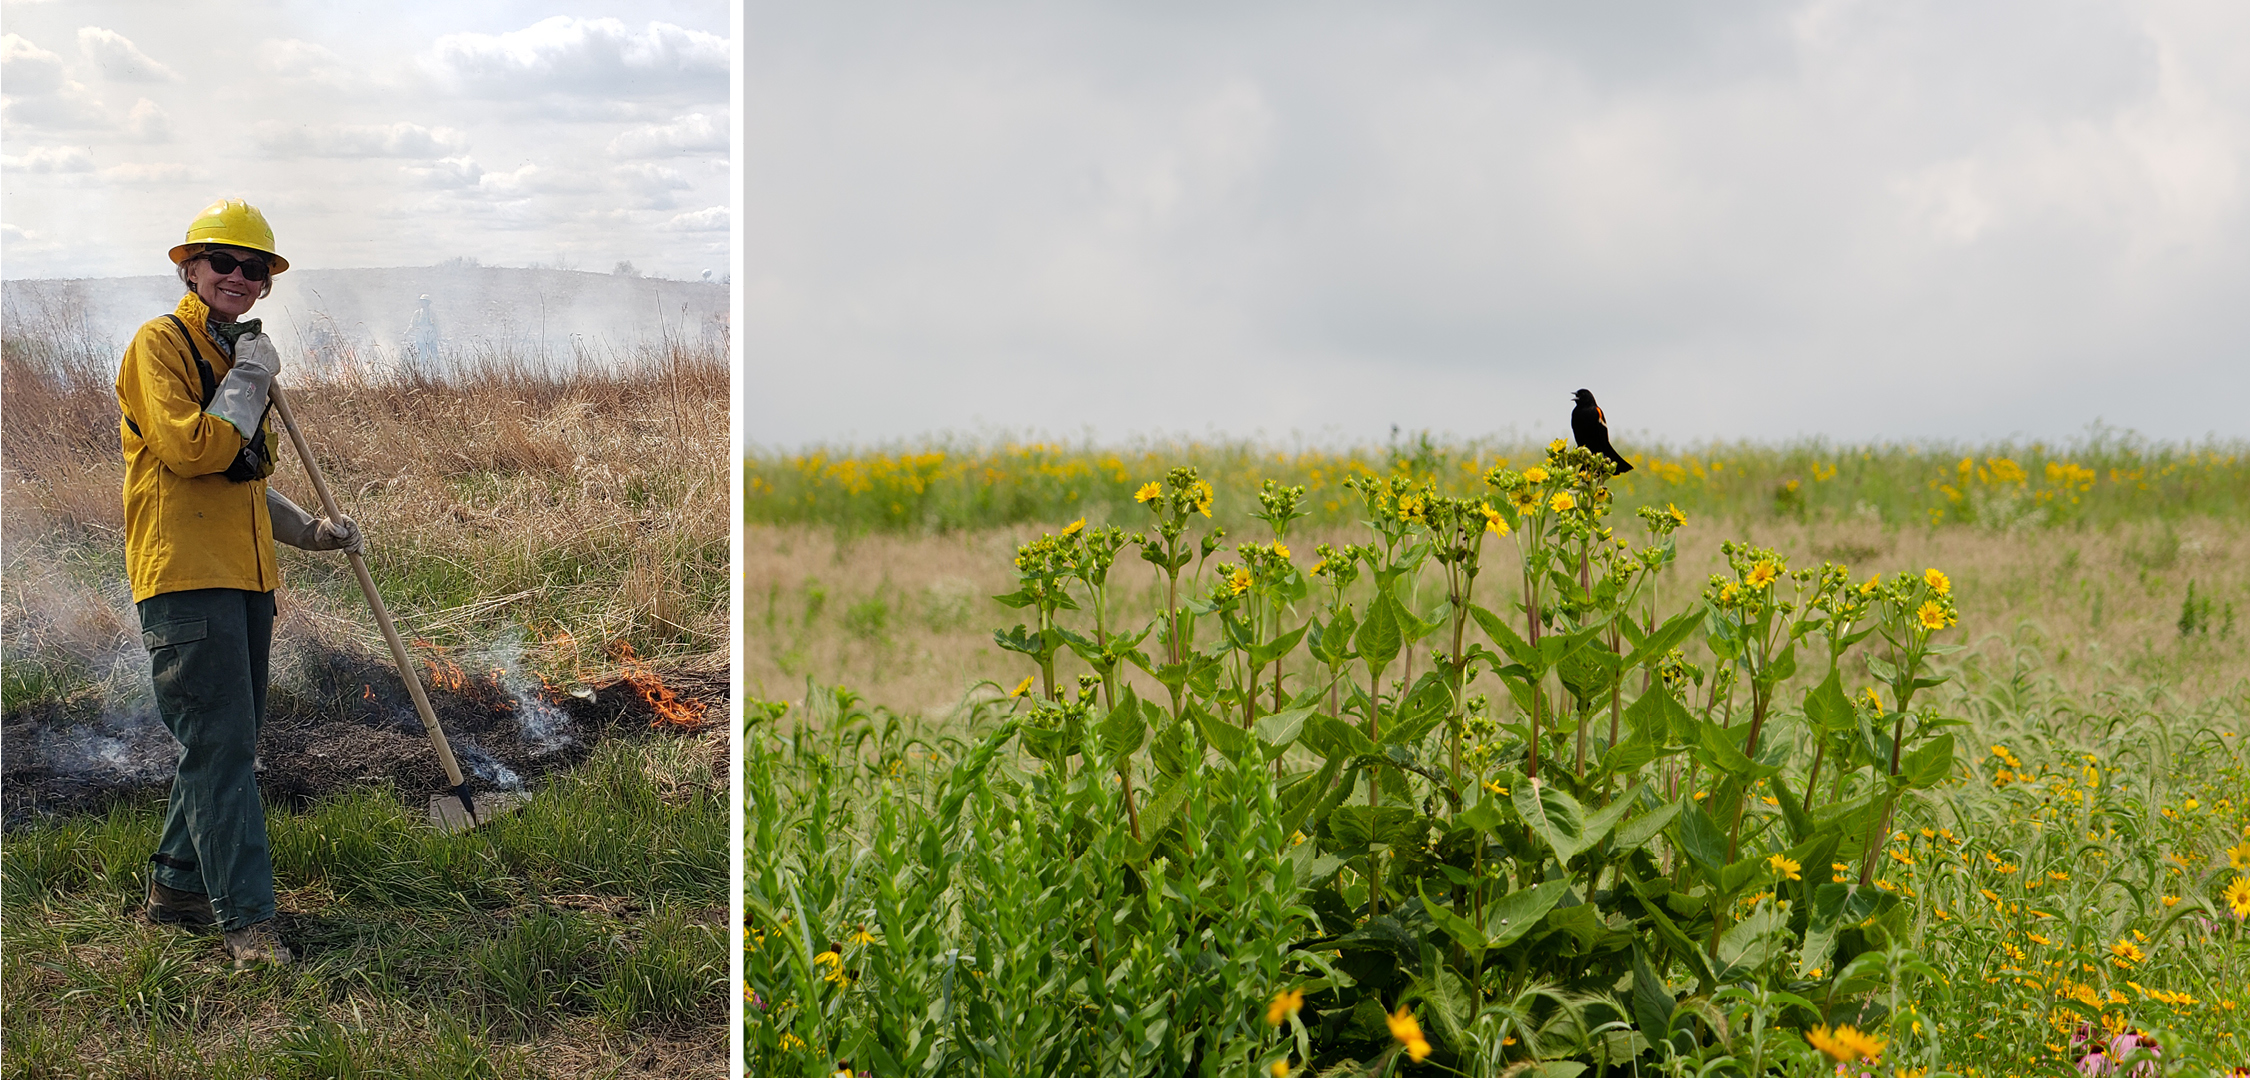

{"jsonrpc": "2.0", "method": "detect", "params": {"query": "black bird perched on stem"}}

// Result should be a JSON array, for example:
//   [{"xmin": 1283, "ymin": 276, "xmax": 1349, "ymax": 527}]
[{"xmin": 1570, "ymin": 389, "xmax": 1633, "ymax": 475}]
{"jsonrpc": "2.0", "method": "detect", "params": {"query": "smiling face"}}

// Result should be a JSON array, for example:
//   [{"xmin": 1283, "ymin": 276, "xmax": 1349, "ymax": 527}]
[{"xmin": 184, "ymin": 247, "xmax": 269, "ymax": 321}]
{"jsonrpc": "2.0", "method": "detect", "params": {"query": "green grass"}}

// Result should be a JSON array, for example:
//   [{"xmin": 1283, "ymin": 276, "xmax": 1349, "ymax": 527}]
[
  {"xmin": 747, "ymin": 432, "xmax": 2250, "ymax": 534},
  {"xmin": 1, "ymin": 736, "xmax": 727, "ymax": 1077}
]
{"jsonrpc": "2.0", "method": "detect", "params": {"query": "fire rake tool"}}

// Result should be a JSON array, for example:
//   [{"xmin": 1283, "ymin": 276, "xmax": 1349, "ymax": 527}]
[{"xmin": 269, "ymin": 385, "xmax": 522, "ymax": 832}]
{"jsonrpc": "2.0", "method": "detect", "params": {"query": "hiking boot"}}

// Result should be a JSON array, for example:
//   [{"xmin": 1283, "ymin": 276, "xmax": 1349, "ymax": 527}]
[
  {"xmin": 146, "ymin": 878, "xmax": 216, "ymax": 929},
  {"xmin": 222, "ymin": 920, "xmax": 293, "ymax": 967}
]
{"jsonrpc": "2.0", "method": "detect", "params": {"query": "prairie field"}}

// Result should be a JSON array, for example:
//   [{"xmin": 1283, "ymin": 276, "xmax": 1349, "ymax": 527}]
[
  {"xmin": 746, "ymin": 438, "xmax": 2250, "ymax": 1077},
  {"xmin": 1, "ymin": 317, "xmax": 729, "ymax": 1076}
]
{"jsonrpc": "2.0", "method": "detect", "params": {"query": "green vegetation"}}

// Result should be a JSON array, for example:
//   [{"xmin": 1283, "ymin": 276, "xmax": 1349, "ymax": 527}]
[
  {"xmin": 747, "ymin": 431, "xmax": 2250, "ymax": 535},
  {"xmin": 746, "ymin": 452, "xmax": 2250, "ymax": 1076},
  {"xmin": 2, "ymin": 736, "xmax": 726, "ymax": 1077}
]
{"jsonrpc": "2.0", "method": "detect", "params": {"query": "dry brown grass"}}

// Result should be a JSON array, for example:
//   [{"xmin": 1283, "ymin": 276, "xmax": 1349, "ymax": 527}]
[
  {"xmin": 2, "ymin": 330, "xmax": 727, "ymax": 688},
  {"xmin": 747, "ymin": 517, "xmax": 2250, "ymax": 719}
]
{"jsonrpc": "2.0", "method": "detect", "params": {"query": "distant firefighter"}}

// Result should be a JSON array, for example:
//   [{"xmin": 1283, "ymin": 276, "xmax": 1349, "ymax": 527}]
[{"xmin": 405, "ymin": 294, "xmax": 441, "ymax": 364}]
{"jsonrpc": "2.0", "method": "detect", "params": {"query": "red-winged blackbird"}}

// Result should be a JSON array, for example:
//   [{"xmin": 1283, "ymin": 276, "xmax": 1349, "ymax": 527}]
[{"xmin": 1570, "ymin": 389, "xmax": 1633, "ymax": 475}]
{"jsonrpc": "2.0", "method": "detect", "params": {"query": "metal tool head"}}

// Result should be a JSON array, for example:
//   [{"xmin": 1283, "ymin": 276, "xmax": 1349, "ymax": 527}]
[{"xmin": 428, "ymin": 788, "xmax": 528, "ymax": 833}]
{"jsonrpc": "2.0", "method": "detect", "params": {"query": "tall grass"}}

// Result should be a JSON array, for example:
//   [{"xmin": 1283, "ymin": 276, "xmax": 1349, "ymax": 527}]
[
  {"xmin": 1, "ymin": 316, "xmax": 727, "ymax": 702},
  {"xmin": 746, "ymin": 431, "xmax": 2250, "ymax": 534}
]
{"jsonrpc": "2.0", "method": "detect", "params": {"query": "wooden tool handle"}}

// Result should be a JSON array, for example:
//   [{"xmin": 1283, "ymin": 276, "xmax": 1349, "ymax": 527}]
[{"xmin": 269, "ymin": 385, "xmax": 467, "ymax": 789}]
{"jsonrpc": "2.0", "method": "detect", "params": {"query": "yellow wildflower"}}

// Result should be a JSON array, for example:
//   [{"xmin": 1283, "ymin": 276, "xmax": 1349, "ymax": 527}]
[
  {"xmin": 2161, "ymin": 895, "xmax": 2180, "ymax": 908},
  {"xmin": 1063, "ymin": 517, "xmax": 1085, "ymax": 535},
  {"xmin": 1548, "ymin": 438, "xmax": 1568, "ymax": 454},
  {"xmin": 2110, "ymin": 939, "xmax": 2144, "ymax": 965},
  {"xmin": 1010, "ymin": 676, "xmax": 1034, "ymax": 698},
  {"xmin": 1859, "ymin": 573, "xmax": 1881, "ymax": 596},
  {"xmin": 1194, "ymin": 480, "xmax": 1215, "ymax": 517},
  {"xmin": 1748, "ymin": 561, "xmax": 1778, "ymax": 589},
  {"xmin": 1135, "ymin": 481, "xmax": 1162, "ymax": 504},
  {"xmin": 849, "ymin": 925, "xmax": 877, "ymax": 946},
  {"xmin": 1481, "ymin": 503, "xmax": 1510, "ymax": 535},
  {"xmin": 2228, "ymin": 841, "xmax": 2250, "ymax": 871},
  {"xmin": 1229, "ymin": 568, "xmax": 1252, "ymax": 595},
  {"xmin": 1270, "ymin": 1058, "xmax": 1291, "ymax": 1078},
  {"xmin": 1549, "ymin": 492, "xmax": 1575, "ymax": 512},
  {"xmin": 1925, "ymin": 568, "xmax": 1951, "ymax": 595},
  {"xmin": 1522, "ymin": 466, "xmax": 1549, "ymax": 484},
  {"xmin": 1266, "ymin": 988, "xmax": 1305, "ymax": 1027},
  {"xmin": 1769, "ymin": 854, "xmax": 1802, "ymax": 881},
  {"xmin": 1667, "ymin": 503, "xmax": 1686, "ymax": 525},
  {"xmin": 2226, "ymin": 875, "xmax": 2250, "ymax": 918},
  {"xmin": 1274, "ymin": 541, "xmax": 1291, "ymax": 560},
  {"xmin": 1917, "ymin": 600, "xmax": 1954, "ymax": 630},
  {"xmin": 1386, "ymin": 1007, "xmax": 1431, "ymax": 1063},
  {"xmin": 1807, "ymin": 1024, "xmax": 1884, "ymax": 1064}
]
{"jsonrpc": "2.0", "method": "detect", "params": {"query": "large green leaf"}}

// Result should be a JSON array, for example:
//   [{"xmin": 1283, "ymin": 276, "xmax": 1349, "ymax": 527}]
[
  {"xmin": 1621, "ymin": 607, "xmax": 1707, "ymax": 671},
  {"xmin": 1671, "ymin": 801, "xmax": 1729, "ymax": 886},
  {"xmin": 1326, "ymin": 804, "xmax": 1424, "ymax": 849},
  {"xmin": 1715, "ymin": 902, "xmax": 1789, "ymax": 982},
  {"xmin": 1190, "ymin": 700, "xmax": 1252, "ymax": 759},
  {"xmin": 1900, "ymin": 733, "xmax": 1955, "ymax": 789},
  {"xmin": 1355, "ymin": 595, "xmax": 1402, "ymax": 671},
  {"xmin": 1097, "ymin": 689, "xmax": 1148, "ymax": 759},
  {"xmin": 1512, "ymin": 781, "xmax": 1640, "ymax": 864},
  {"xmin": 1802, "ymin": 670, "xmax": 1855, "ymax": 732},
  {"xmin": 1302, "ymin": 714, "xmax": 1376, "ymax": 762},
  {"xmin": 1612, "ymin": 799, "xmax": 1683, "ymax": 854},
  {"xmin": 1486, "ymin": 878, "xmax": 1572, "ymax": 948},
  {"xmin": 1469, "ymin": 604, "xmax": 1540, "ymax": 670},
  {"xmin": 1255, "ymin": 705, "xmax": 1314, "ymax": 758}
]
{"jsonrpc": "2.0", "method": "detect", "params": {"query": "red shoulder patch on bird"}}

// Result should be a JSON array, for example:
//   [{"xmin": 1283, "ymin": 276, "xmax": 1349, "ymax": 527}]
[{"xmin": 1596, "ymin": 407, "xmax": 1608, "ymax": 427}]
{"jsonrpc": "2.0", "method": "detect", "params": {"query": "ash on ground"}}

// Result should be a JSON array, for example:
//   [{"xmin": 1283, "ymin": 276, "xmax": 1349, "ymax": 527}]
[{"xmin": 1, "ymin": 641, "xmax": 724, "ymax": 827}]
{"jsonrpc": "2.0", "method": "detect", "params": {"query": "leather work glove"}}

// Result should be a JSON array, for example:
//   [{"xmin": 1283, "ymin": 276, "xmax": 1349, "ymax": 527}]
[
  {"xmin": 266, "ymin": 488, "xmax": 365, "ymax": 554},
  {"xmin": 206, "ymin": 332, "xmax": 282, "ymax": 441}
]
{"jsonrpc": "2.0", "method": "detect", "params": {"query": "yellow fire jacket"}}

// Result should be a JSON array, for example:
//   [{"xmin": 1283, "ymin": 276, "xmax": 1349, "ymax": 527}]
[{"xmin": 117, "ymin": 292, "xmax": 277, "ymax": 603}]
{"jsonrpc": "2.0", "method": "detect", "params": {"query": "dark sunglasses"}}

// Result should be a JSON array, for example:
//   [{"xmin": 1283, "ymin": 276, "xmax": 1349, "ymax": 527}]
[{"xmin": 200, "ymin": 251, "xmax": 271, "ymax": 281}]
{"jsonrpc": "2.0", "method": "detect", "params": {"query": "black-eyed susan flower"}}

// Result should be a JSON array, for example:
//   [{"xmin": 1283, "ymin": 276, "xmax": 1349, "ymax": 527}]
[
  {"xmin": 1387, "ymin": 1007, "xmax": 1431, "ymax": 1063},
  {"xmin": 1266, "ymin": 988, "xmax": 1304, "ymax": 1027},
  {"xmin": 1917, "ymin": 600, "xmax": 1955, "ymax": 629},
  {"xmin": 1807, "ymin": 1024, "xmax": 1884, "ymax": 1064},
  {"xmin": 2225, "ymin": 875, "xmax": 2250, "ymax": 918}
]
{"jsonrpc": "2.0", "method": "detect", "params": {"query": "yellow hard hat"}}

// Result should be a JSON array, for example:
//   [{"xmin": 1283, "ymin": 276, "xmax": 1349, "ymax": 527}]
[{"xmin": 168, "ymin": 198, "xmax": 289, "ymax": 274}]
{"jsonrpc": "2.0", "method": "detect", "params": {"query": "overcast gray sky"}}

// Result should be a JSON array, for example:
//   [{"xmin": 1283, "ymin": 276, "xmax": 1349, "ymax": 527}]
[
  {"xmin": 746, "ymin": 2, "xmax": 2250, "ymax": 450},
  {"xmin": 3, "ymin": 1, "xmax": 730, "ymax": 281}
]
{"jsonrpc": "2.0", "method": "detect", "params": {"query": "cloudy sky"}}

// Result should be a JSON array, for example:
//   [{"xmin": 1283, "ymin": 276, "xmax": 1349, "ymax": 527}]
[
  {"xmin": 3, "ymin": 1, "xmax": 730, "ymax": 281},
  {"xmin": 747, "ymin": 2, "xmax": 2250, "ymax": 449}
]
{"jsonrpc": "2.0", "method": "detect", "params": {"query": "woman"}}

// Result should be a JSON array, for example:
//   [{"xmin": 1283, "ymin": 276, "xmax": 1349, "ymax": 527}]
[{"xmin": 117, "ymin": 198, "xmax": 361, "ymax": 966}]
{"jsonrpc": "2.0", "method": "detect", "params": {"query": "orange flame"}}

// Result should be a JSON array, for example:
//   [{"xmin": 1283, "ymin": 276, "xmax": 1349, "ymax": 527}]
[
  {"xmin": 423, "ymin": 657, "xmax": 466, "ymax": 692},
  {"xmin": 609, "ymin": 641, "xmax": 708, "ymax": 729}
]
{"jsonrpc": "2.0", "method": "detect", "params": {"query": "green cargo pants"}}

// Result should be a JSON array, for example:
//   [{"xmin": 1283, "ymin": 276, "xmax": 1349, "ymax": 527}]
[{"xmin": 139, "ymin": 587, "xmax": 277, "ymax": 931}]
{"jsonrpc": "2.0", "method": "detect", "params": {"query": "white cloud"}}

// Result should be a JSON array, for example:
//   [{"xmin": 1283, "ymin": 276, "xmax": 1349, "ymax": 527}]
[
  {"xmin": 607, "ymin": 112, "xmax": 724, "ymax": 157},
  {"xmin": 101, "ymin": 160, "xmax": 198, "ymax": 183},
  {"xmin": 77, "ymin": 27, "xmax": 176, "ymax": 82},
  {"xmin": 426, "ymin": 17, "xmax": 726, "ymax": 98},
  {"xmin": 257, "ymin": 38, "xmax": 353, "ymax": 85},
  {"xmin": 1, "ymin": 32, "xmax": 65, "ymax": 93},
  {"xmin": 474, "ymin": 161, "xmax": 595, "ymax": 198},
  {"xmin": 617, "ymin": 162, "xmax": 692, "ymax": 207},
  {"xmin": 125, "ymin": 97, "xmax": 168, "ymax": 141},
  {"xmin": 660, "ymin": 205, "xmax": 727, "ymax": 231},
  {"xmin": 406, "ymin": 155, "xmax": 484, "ymax": 188},
  {"xmin": 1, "ymin": 144, "xmax": 93, "ymax": 171},
  {"xmin": 255, "ymin": 121, "xmax": 467, "ymax": 158}
]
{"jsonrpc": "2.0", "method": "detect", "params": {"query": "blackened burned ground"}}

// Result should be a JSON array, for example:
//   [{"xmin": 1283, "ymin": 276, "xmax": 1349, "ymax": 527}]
[{"xmin": 1, "ymin": 642, "xmax": 726, "ymax": 825}]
